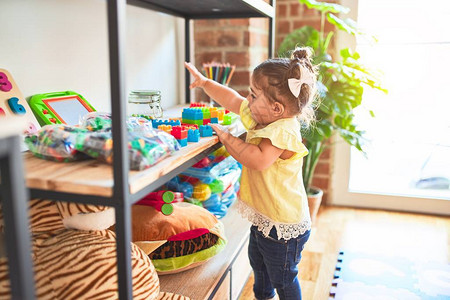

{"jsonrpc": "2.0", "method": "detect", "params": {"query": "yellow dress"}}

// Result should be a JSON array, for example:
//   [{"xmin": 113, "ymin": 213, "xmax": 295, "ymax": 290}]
[{"xmin": 237, "ymin": 100, "xmax": 311, "ymax": 240}]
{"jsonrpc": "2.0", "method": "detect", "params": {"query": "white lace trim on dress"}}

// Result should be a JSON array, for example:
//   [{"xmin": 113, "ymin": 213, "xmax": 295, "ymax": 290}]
[{"xmin": 237, "ymin": 200, "xmax": 311, "ymax": 241}]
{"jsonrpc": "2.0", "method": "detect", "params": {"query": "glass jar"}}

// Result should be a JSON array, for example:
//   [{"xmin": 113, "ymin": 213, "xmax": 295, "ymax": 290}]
[{"xmin": 128, "ymin": 90, "xmax": 163, "ymax": 119}]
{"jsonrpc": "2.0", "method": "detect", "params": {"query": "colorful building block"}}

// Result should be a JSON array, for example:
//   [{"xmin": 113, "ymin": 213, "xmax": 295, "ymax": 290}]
[
  {"xmin": 223, "ymin": 113, "xmax": 237, "ymax": 125},
  {"xmin": 171, "ymin": 126, "xmax": 188, "ymax": 140},
  {"xmin": 199, "ymin": 125, "xmax": 213, "ymax": 137},
  {"xmin": 182, "ymin": 108, "xmax": 204, "ymax": 125},
  {"xmin": 201, "ymin": 107, "xmax": 211, "ymax": 119},
  {"xmin": 152, "ymin": 119, "xmax": 181, "ymax": 129},
  {"xmin": 209, "ymin": 107, "xmax": 218, "ymax": 117},
  {"xmin": 187, "ymin": 128, "xmax": 200, "ymax": 142},
  {"xmin": 182, "ymin": 124, "xmax": 198, "ymax": 130},
  {"xmin": 178, "ymin": 138, "xmax": 188, "ymax": 147},
  {"xmin": 158, "ymin": 124, "xmax": 172, "ymax": 134},
  {"xmin": 217, "ymin": 109, "xmax": 225, "ymax": 121},
  {"xmin": 190, "ymin": 103, "xmax": 208, "ymax": 108}
]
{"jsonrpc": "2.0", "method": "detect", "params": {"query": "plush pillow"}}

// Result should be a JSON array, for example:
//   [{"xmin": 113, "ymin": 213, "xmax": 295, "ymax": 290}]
[
  {"xmin": 54, "ymin": 201, "xmax": 115, "ymax": 231},
  {"xmin": 33, "ymin": 229, "xmax": 160, "ymax": 300},
  {"xmin": 131, "ymin": 202, "xmax": 227, "ymax": 274},
  {"xmin": 0, "ymin": 200, "xmax": 165, "ymax": 299}
]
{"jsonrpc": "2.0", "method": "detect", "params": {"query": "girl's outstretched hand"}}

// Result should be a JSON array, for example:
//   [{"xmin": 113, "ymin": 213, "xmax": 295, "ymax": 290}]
[
  {"xmin": 185, "ymin": 62, "xmax": 207, "ymax": 89},
  {"xmin": 210, "ymin": 124, "xmax": 229, "ymax": 143}
]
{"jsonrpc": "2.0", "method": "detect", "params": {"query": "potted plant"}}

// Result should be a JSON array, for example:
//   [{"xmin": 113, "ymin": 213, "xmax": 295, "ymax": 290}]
[{"xmin": 278, "ymin": 0, "xmax": 387, "ymax": 223}]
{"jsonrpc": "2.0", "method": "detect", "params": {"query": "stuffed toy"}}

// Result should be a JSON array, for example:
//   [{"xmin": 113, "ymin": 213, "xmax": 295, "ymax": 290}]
[
  {"xmin": 131, "ymin": 198, "xmax": 227, "ymax": 274},
  {"xmin": 0, "ymin": 199, "xmax": 190, "ymax": 299}
]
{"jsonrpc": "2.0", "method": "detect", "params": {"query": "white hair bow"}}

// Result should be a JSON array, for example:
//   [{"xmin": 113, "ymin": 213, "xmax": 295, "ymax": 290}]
[{"xmin": 287, "ymin": 65, "xmax": 315, "ymax": 98}]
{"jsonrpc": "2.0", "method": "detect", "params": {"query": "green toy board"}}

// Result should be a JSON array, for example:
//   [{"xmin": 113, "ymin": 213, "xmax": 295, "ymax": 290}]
[{"xmin": 29, "ymin": 91, "xmax": 96, "ymax": 126}]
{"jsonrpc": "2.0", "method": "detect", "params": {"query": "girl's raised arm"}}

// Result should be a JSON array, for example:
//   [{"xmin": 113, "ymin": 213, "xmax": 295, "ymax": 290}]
[{"xmin": 185, "ymin": 62, "xmax": 244, "ymax": 114}]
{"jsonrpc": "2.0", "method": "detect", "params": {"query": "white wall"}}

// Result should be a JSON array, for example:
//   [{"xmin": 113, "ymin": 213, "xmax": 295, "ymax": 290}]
[{"xmin": 0, "ymin": 0, "xmax": 185, "ymax": 113}]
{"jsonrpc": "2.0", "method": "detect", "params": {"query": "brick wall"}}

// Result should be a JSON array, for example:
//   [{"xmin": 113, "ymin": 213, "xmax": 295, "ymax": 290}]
[
  {"xmin": 276, "ymin": 0, "xmax": 335, "ymax": 203},
  {"xmin": 193, "ymin": 0, "xmax": 335, "ymax": 203},
  {"xmin": 193, "ymin": 18, "xmax": 269, "ymax": 100}
]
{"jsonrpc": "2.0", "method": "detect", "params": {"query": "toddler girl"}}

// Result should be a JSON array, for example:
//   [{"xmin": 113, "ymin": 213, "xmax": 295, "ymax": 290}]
[{"xmin": 185, "ymin": 47, "xmax": 317, "ymax": 300}]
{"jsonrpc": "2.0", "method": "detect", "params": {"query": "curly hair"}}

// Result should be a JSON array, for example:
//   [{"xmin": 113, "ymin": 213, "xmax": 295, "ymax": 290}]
[{"xmin": 252, "ymin": 47, "xmax": 318, "ymax": 125}]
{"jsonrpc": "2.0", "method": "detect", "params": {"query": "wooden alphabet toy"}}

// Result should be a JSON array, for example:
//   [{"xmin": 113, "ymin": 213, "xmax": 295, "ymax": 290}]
[{"xmin": 0, "ymin": 69, "xmax": 40, "ymax": 134}]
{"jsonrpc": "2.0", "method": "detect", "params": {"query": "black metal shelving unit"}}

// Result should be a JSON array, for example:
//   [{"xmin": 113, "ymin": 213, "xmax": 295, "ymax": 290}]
[
  {"xmin": 0, "ymin": 129, "xmax": 35, "ymax": 299},
  {"xmin": 3, "ymin": 1, "xmax": 275, "ymax": 299},
  {"xmin": 127, "ymin": 0, "xmax": 276, "ymax": 104}
]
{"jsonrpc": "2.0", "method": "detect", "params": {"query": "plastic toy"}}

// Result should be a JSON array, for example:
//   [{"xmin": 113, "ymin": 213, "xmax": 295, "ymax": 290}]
[
  {"xmin": 158, "ymin": 124, "xmax": 173, "ymax": 134},
  {"xmin": 189, "ymin": 103, "xmax": 208, "ymax": 108},
  {"xmin": 131, "ymin": 202, "xmax": 227, "ymax": 274},
  {"xmin": 199, "ymin": 125, "xmax": 213, "ymax": 137},
  {"xmin": 192, "ymin": 157, "xmax": 211, "ymax": 169},
  {"xmin": 24, "ymin": 125, "xmax": 90, "ymax": 162},
  {"xmin": 187, "ymin": 128, "xmax": 200, "ymax": 142},
  {"xmin": 223, "ymin": 112, "xmax": 237, "ymax": 125},
  {"xmin": 168, "ymin": 146, "xmax": 242, "ymax": 218},
  {"xmin": 171, "ymin": 126, "xmax": 187, "ymax": 140},
  {"xmin": 208, "ymin": 107, "xmax": 225, "ymax": 123},
  {"xmin": 0, "ymin": 69, "xmax": 40, "ymax": 134},
  {"xmin": 131, "ymin": 113, "xmax": 153, "ymax": 121},
  {"xmin": 182, "ymin": 108, "xmax": 204, "ymax": 126},
  {"xmin": 25, "ymin": 113, "xmax": 181, "ymax": 170},
  {"xmin": 137, "ymin": 190, "xmax": 183, "ymax": 215},
  {"xmin": 29, "ymin": 91, "xmax": 96, "ymax": 126},
  {"xmin": 193, "ymin": 183, "xmax": 212, "ymax": 201},
  {"xmin": 182, "ymin": 106, "xmax": 228, "ymax": 126},
  {"xmin": 152, "ymin": 119, "xmax": 180, "ymax": 129},
  {"xmin": 167, "ymin": 177, "xmax": 193, "ymax": 198},
  {"xmin": 177, "ymin": 138, "xmax": 188, "ymax": 147},
  {"xmin": 200, "ymin": 107, "xmax": 211, "ymax": 124}
]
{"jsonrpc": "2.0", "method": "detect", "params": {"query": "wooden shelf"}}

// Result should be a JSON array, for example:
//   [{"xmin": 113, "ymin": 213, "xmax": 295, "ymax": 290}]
[
  {"xmin": 24, "ymin": 135, "xmax": 219, "ymax": 197},
  {"xmin": 159, "ymin": 201, "xmax": 251, "ymax": 299}
]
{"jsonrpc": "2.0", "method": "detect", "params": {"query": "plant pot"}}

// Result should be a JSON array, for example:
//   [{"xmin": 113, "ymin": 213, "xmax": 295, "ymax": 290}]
[{"xmin": 307, "ymin": 187, "xmax": 323, "ymax": 225}]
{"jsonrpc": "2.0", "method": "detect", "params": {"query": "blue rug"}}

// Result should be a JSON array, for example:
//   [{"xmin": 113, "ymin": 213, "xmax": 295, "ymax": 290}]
[{"xmin": 329, "ymin": 251, "xmax": 450, "ymax": 300}]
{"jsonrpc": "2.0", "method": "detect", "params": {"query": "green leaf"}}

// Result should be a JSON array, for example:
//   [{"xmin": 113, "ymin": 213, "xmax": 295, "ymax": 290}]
[
  {"xmin": 278, "ymin": 0, "xmax": 388, "ymax": 192},
  {"xmin": 316, "ymin": 120, "xmax": 333, "ymax": 138},
  {"xmin": 277, "ymin": 26, "xmax": 322, "ymax": 58},
  {"xmin": 327, "ymin": 14, "xmax": 360, "ymax": 36},
  {"xmin": 299, "ymin": 0, "xmax": 350, "ymax": 14}
]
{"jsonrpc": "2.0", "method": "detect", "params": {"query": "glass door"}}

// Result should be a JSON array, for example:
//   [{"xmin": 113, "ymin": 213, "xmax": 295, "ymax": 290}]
[{"xmin": 331, "ymin": 0, "xmax": 450, "ymax": 214}]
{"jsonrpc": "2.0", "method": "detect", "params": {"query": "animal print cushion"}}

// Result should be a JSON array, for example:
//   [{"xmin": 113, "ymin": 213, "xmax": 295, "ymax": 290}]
[
  {"xmin": 158, "ymin": 292, "xmax": 190, "ymax": 300},
  {"xmin": 0, "ymin": 199, "xmax": 114, "ymax": 235},
  {"xmin": 33, "ymin": 229, "xmax": 160, "ymax": 300},
  {"xmin": 0, "ymin": 199, "xmax": 64, "ymax": 235},
  {"xmin": 55, "ymin": 201, "xmax": 115, "ymax": 231},
  {"xmin": 149, "ymin": 232, "xmax": 219, "ymax": 260}
]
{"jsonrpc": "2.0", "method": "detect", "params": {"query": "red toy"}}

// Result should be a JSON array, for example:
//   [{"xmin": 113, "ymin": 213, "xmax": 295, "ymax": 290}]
[
  {"xmin": 189, "ymin": 103, "xmax": 208, "ymax": 108},
  {"xmin": 136, "ymin": 190, "xmax": 183, "ymax": 215},
  {"xmin": 171, "ymin": 126, "xmax": 187, "ymax": 140},
  {"xmin": 192, "ymin": 157, "xmax": 211, "ymax": 169}
]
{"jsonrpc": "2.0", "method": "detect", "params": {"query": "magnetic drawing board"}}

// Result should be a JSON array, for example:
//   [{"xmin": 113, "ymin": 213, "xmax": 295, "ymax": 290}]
[{"xmin": 29, "ymin": 91, "xmax": 96, "ymax": 126}]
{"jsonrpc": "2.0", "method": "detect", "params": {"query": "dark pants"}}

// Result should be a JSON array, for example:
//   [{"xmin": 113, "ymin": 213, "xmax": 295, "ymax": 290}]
[{"xmin": 248, "ymin": 225, "xmax": 311, "ymax": 300}]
